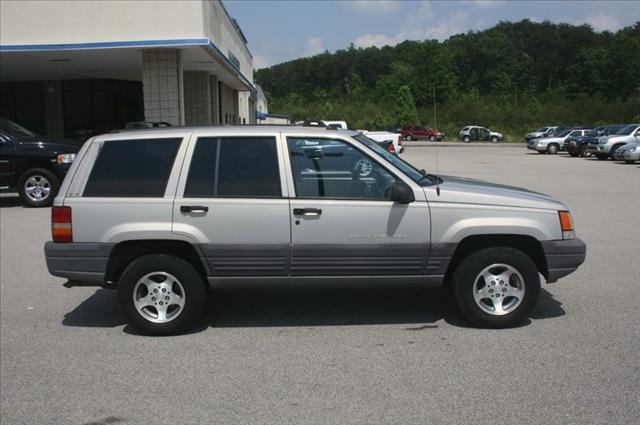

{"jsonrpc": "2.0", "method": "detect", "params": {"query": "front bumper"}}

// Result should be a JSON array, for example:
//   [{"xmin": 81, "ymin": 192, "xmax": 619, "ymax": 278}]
[
  {"xmin": 541, "ymin": 238, "xmax": 587, "ymax": 283},
  {"xmin": 44, "ymin": 242, "xmax": 114, "ymax": 285},
  {"xmin": 527, "ymin": 142, "xmax": 546, "ymax": 152},
  {"xmin": 614, "ymin": 150, "xmax": 639, "ymax": 161}
]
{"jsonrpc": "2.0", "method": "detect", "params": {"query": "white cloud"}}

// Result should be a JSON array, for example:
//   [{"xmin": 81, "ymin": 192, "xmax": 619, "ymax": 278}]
[
  {"xmin": 302, "ymin": 37, "xmax": 326, "ymax": 57},
  {"xmin": 343, "ymin": 0, "xmax": 400, "ymax": 16},
  {"xmin": 465, "ymin": 0, "xmax": 505, "ymax": 8},
  {"xmin": 354, "ymin": 2, "xmax": 475, "ymax": 48},
  {"xmin": 581, "ymin": 11, "xmax": 622, "ymax": 32},
  {"xmin": 252, "ymin": 55, "xmax": 271, "ymax": 70}
]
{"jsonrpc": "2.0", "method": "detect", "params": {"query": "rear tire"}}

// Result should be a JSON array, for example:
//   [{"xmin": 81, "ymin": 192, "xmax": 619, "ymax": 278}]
[
  {"xmin": 117, "ymin": 254, "xmax": 206, "ymax": 336},
  {"xmin": 579, "ymin": 145, "xmax": 590, "ymax": 157},
  {"xmin": 405, "ymin": 134, "xmax": 412, "ymax": 141},
  {"xmin": 453, "ymin": 247, "xmax": 540, "ymax": 328},
  {"xmin": 18, "ymin": 168, "xmax": 59, "ymax": 207}
]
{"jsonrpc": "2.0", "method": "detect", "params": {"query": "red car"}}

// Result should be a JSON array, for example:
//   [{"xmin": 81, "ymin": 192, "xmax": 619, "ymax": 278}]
[{"xmin": 401, "ymin": 125, "xmax": 444, "ymax": 141}]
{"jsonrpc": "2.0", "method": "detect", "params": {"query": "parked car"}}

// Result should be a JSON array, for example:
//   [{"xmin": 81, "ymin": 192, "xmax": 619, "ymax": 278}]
[
  {"xmin": 458, "ymin": 126, "xmax": 503, "ymax": 143},
  {"xmin": 565, "ymin": 125, "xmax": 623, "ymax": 157},
  {"xmin": 524, "ymin": 126, "xmax": 566, "ymax": 142},
  {"xmin": 612, "ymin": 142, "xmax": 640, "ymax": 163},
  {"xmin": 360, "ymin": 130, "xmax": 403, "ymax": 154},
  {"xmin": 45, "ymin": 125, "xmax": 586, "ymax": 335},
  {"xmin": 527, "ymin": 128, "xmax": 590, "ymax": 154},
  {"xmin": 0, "ymin": 117, "xmax": 81, "ymax": 207},
  {"xmin": 592, "ymin": 124, "xmax": 640, "ymax": 160},
  {"xmin": 401, "ymin": 126, "xmax": 444, "ymax": 141}
]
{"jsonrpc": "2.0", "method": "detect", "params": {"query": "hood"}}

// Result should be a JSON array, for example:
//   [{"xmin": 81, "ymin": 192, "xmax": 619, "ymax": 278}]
[
  {"xmin": 526, "ymin": 131, "xmax": 544, "ymax": 138},
  {"xmin": 534, "ymin": 136, "xmax": 562, "ymax": 144},
  {"xmin": 431, "ymin": 175, "xmax": 565, "ymax": 210},
  {"xmin": 14, "ymin": 136, "xmax": 82, "ymax": 153}
]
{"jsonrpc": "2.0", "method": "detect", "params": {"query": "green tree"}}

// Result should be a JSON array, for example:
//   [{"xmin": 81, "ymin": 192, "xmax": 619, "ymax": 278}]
[{"xmin": 394, "ymin": 85, "xmax": 418, "ymax": 126}]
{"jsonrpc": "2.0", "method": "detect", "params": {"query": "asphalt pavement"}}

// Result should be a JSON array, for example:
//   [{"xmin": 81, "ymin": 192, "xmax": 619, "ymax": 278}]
[{"xmin": 1, "ymin": 143, "xmax": 639, "ymax": 424}]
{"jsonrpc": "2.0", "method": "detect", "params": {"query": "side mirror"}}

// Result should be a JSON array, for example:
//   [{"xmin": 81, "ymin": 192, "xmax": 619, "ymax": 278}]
[{"xmin": 389, "ymin": 181, "xmax": 415, "ymax": 204}]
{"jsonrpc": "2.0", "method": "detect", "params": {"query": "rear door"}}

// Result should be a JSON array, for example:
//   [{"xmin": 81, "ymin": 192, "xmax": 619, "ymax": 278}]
[
  {"xmin": 284, "ymin": 134, "xmax": 430, "ymax": 276},
  {"xmin": 172, "ymin": 130, "xmax": 291, "ymax": 277},
  {"xmin": 0, "ymin": 133, "xmax": 15, "ymax": 188}
]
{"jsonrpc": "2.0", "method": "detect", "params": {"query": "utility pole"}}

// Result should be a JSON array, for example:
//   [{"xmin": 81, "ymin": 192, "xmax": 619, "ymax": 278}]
[{"xmin": 433, "ymin": 84, "xmax": 437, "ymax": 131}]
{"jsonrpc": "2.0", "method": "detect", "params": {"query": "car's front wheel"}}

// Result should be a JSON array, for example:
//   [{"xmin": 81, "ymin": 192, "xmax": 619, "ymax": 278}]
[
  {"xmin": 491, "ymin": 136, "xmax": 499, "ymax": 143},
  {"xmin": 463, "ymin": 136, "xmax": 471, "ymax": 143},
  {"xmin": 18, "ymin": 168, "xmax": 60, "ymax": 207},
  {"xmin": 579, "ymin": 145, "xmax": 590, "ymax": 157},
  {"xmin": 429, "ymin": 135, "xmax": 436, "ymax": 142},
  {"xmin": 117, "ymin": 254, "xmax": 206, "ymax": 335},
  {"xmin": 547, "ymin": 144, "xmax": 559, "ymax": 154},
  {"xmin": 453, "ymin": 247, "xmax": 540, "ymax": 328}
]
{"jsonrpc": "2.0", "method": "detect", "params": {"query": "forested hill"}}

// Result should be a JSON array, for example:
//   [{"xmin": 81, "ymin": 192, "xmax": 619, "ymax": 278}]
[{"xmin": 255, "ymin": 20, "xmax": 640, "ymax": 137}]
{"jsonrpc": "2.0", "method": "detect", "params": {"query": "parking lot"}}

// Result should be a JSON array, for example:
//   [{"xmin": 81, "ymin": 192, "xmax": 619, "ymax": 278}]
[{"xmin": 1, "ymin": 143, "xmax": 638, "ymax": 425}]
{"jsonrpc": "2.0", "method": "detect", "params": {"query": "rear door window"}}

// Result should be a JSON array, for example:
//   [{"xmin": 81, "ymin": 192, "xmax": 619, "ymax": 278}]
[
  {"xmin": 184, "ymin": 137, "xmax": 281, "ymax": 198},
  {"xmin": 83, "ymin": 138, "xmax": 181, "ymax": 197}
]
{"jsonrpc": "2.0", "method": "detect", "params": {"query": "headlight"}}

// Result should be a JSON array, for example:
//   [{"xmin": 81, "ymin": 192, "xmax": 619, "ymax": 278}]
[
  {"xmin": 631, "ymin": 147, "xmax": 639, "ymax": 152},
  {"xmin": 56, "ymin": 153, "xmax": 76, "ymax": 164}
]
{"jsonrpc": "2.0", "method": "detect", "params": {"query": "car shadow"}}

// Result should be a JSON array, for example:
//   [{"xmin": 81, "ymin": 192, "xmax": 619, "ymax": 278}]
[
  {"xmin": 0, "ymin": 195, "xmax": 25, "ymax": 208},
  {"xmin": 62, "ymin": 287, "xmax": 565, "ymax": 334}
]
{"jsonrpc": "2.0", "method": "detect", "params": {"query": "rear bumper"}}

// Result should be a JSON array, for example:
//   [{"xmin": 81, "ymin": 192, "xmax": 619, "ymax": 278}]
[
  {"xmin": 44, "ymin": 242, "xmax": 114, "ymax": 285},
  {"xmin": 541, "ymin": 238, "xmax": 586, "ymax": 283}
]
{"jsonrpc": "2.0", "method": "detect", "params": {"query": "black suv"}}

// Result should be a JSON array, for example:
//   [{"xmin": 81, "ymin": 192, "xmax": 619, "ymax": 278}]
[{"xmin": 0, "ymin": 117, "xmax": 81, "ymax": 207}]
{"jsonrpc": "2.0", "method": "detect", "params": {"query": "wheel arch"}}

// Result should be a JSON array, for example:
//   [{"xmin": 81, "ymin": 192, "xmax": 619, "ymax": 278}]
[
  {"xmin": 444, "ymin": 234, "xmax": 548, "ymax": 283},
  {"xmin": 105, "ymin": 239, "xmax": 209, "ymax": 284}
]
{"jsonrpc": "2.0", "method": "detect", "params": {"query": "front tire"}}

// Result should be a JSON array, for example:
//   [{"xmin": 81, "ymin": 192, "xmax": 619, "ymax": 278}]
[
  {"xmin": 463, "ymin": 136, "xmax": 471, "ymax": 143},
  {"xmin": 117, "ymin": 254, "xmax": 206, "ymax": 336},
  {"xmin": 491, "ymin": 136, "xmax": 499, "ymax": 143},
  {"xmin": 429, "ymin": 135, "xmax": 436, "ymax": 142},
  {"xmin": 453, "ymin": 247, "xmax": 540, "ymax": 328},
  {"xmin": 18, "ymin": 168, "xmax": 59, "ymax": 207},
  {"xmin": 579, "ymin": 145, "xmax": 590, "ymax": 157},
  {"xmin": 547, "ymin": 144, "xmax": 559, "ymax": 155}
]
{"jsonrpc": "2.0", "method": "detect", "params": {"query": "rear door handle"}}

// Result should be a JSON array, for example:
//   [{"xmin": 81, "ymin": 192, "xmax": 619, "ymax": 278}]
[
  {"xmin": 293, "ymin": 208, "xmax": 322, "ymax": 216},
  {"xmin": 180, "ymin": 205, "xmax": 209, "ymax": 213}
]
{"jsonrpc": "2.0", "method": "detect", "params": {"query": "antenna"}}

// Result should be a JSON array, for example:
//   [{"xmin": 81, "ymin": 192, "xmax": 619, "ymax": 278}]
[{"xmin": 434, "ymin": 83, "xmax": 440, "ymax": 196}]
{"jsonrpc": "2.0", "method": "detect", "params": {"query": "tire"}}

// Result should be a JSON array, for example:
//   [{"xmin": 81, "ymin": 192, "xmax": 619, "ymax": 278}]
[
  {"xmin": 17, "ymin": 168, "xmax": 60, "ymax": 207},
  {"xmin": 579, "ymin": 145, "xmax": 590, "ymax": 157},
  {"xmin": 453, "ymin": 247, "xmax": 540, "ymax": 328},
  {"xmin": 117, "ymin": 254, "xmax": 206, "ymax": 336},
  {"xmin": 463, "ymin": 136, "xmax": 471, "ymax": 143},
  {"xmin": 405, "ymin": 134, "xmax": 412, "ymax": 141},
  {"xmin": 491, "ymin": 136, "xmax": 499, "ymax": 143},
  {"xmin": 429, "ymin": 135, "xmax": 436, "ymax": 142},
  {"xmin": 547, "ymin": 144, "xmax": 559, "ymax": 155}
]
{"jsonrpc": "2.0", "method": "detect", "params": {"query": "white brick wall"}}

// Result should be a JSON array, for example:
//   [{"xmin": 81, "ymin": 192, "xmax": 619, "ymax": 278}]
[
  {"xmin": 184, "ymin": 71, "xmax": 211, "ymax": 126},
  {"xmin": 142, "ymin": 49, "xmax": 182, "ymax": 126}
]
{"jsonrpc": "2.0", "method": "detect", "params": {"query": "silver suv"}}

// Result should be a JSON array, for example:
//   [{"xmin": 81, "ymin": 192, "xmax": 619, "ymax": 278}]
[
  {"xmin": 593, "ymin": 124, "xmax": 640, "ymax": 160},
  {"xmin": 45, "ymin": 126, "xmax": 586, "ymax": 335}
]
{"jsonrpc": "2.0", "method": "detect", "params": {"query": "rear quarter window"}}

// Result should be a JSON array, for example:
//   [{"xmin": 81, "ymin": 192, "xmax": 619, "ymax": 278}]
[{"xmin": 83, "ymin": 138, "xmax": 181, "ymax": 197}]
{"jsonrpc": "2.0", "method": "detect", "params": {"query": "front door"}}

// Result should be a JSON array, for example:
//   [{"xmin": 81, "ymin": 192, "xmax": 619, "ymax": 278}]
[
  {"xmin": 284, "ymin": 136, "xmax": 430, "ymax": 276},
  {"xmin": 0, "ymin": 134, "xmax": 16, "ymax": 189},
  {"xmin": 173, "ymin": 133, "xmax": 291, "ymax": 276}
]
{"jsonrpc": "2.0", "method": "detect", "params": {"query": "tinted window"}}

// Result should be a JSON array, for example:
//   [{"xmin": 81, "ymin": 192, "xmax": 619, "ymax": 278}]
[
  {"xmin": 287, "ymin": 137, "xmax": 396, "ymax": 200},
  {"xmin": 184, "ymin": 137, "xmax": 280, "ymax": 198},
  {"xmin": 84, "ymin": 138, "xmax": 181, "ymax": 197}
]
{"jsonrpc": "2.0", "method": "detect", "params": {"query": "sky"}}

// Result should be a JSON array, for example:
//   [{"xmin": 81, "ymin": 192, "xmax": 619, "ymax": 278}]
[{"xmin": 223, "ymin": 0, "xmax": 640, "ymax": 69}]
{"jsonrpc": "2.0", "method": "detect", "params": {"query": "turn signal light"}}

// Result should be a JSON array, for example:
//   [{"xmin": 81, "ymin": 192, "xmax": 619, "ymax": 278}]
[
  {"xmin": 52, "ymin": 206, "xmax": 72, "ymax": 243},
  {"xmin": 558, "ymin": 210, "xmax": 574, "ymax": 240}
]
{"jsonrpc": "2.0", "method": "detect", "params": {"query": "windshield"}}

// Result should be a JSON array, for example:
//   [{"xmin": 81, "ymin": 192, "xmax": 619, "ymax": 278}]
[
  {"xmin": 0, "ymin": 117, "xmax": 36, "ymax": 138},
  {"xmin": 352, "ymin": 134, "xmax": 435, "ymax": 185},
  {"xmin": 586, "ymin": 127, "xmax": 605, "ymax": 136},
  {"xmin": 614, "ymin": 124, "xmax": 638, "ymax": 135},
  {"xmin": 536, "ymin": 127, "xmax": 549, "ymax": 132}
]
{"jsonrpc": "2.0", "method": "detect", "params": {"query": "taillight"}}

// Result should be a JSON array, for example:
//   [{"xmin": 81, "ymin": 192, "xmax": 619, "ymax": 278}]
[
  {"xmin": 385, "ymin": 143, "xmax": 395, "ymax": 153},
  {"xmin": 52, "ymin": 206, "xmax": 72, "ymax": 243}
]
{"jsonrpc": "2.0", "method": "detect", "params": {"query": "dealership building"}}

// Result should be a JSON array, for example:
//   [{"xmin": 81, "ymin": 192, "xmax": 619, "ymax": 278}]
[{"xmin": 0, "ymin": 0, "xmax": 261, "ymax": 139}]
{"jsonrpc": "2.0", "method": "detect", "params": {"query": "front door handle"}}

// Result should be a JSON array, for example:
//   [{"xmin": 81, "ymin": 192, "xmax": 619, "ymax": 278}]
[
  {"xmin": 293, "ymin": 208, "xmax": 322, "ymax": 216},
  {"xmin": 180, "ymin": 205, "xmax": 209, "ymax": 213}
]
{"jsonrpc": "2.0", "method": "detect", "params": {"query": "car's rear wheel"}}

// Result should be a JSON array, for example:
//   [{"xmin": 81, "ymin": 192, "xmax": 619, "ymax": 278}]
[
  {"xmin": 18, "ymin": 168, "xmax": 59, "ymax": 207},
  {"xmin": 405, "ymin": 134, "xmax": 412, "ymax": 141},
  {"xmin": 117, "ymin": 254, "xmax": 206, "ymax": 335},
  {"xmin": 453, "ymin": 247, "xmax": 540, "ymax": 328},
  {"xmin": 547, "ymin": 144, "xmax": 559, "ymax": 154},
  {"xmin": 579, "ymin": 145, "xmax": 590, "ymax": 157},
  {"xmin": 463, "ymin": 136, "xmax": 471, "ymax": 143}
]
